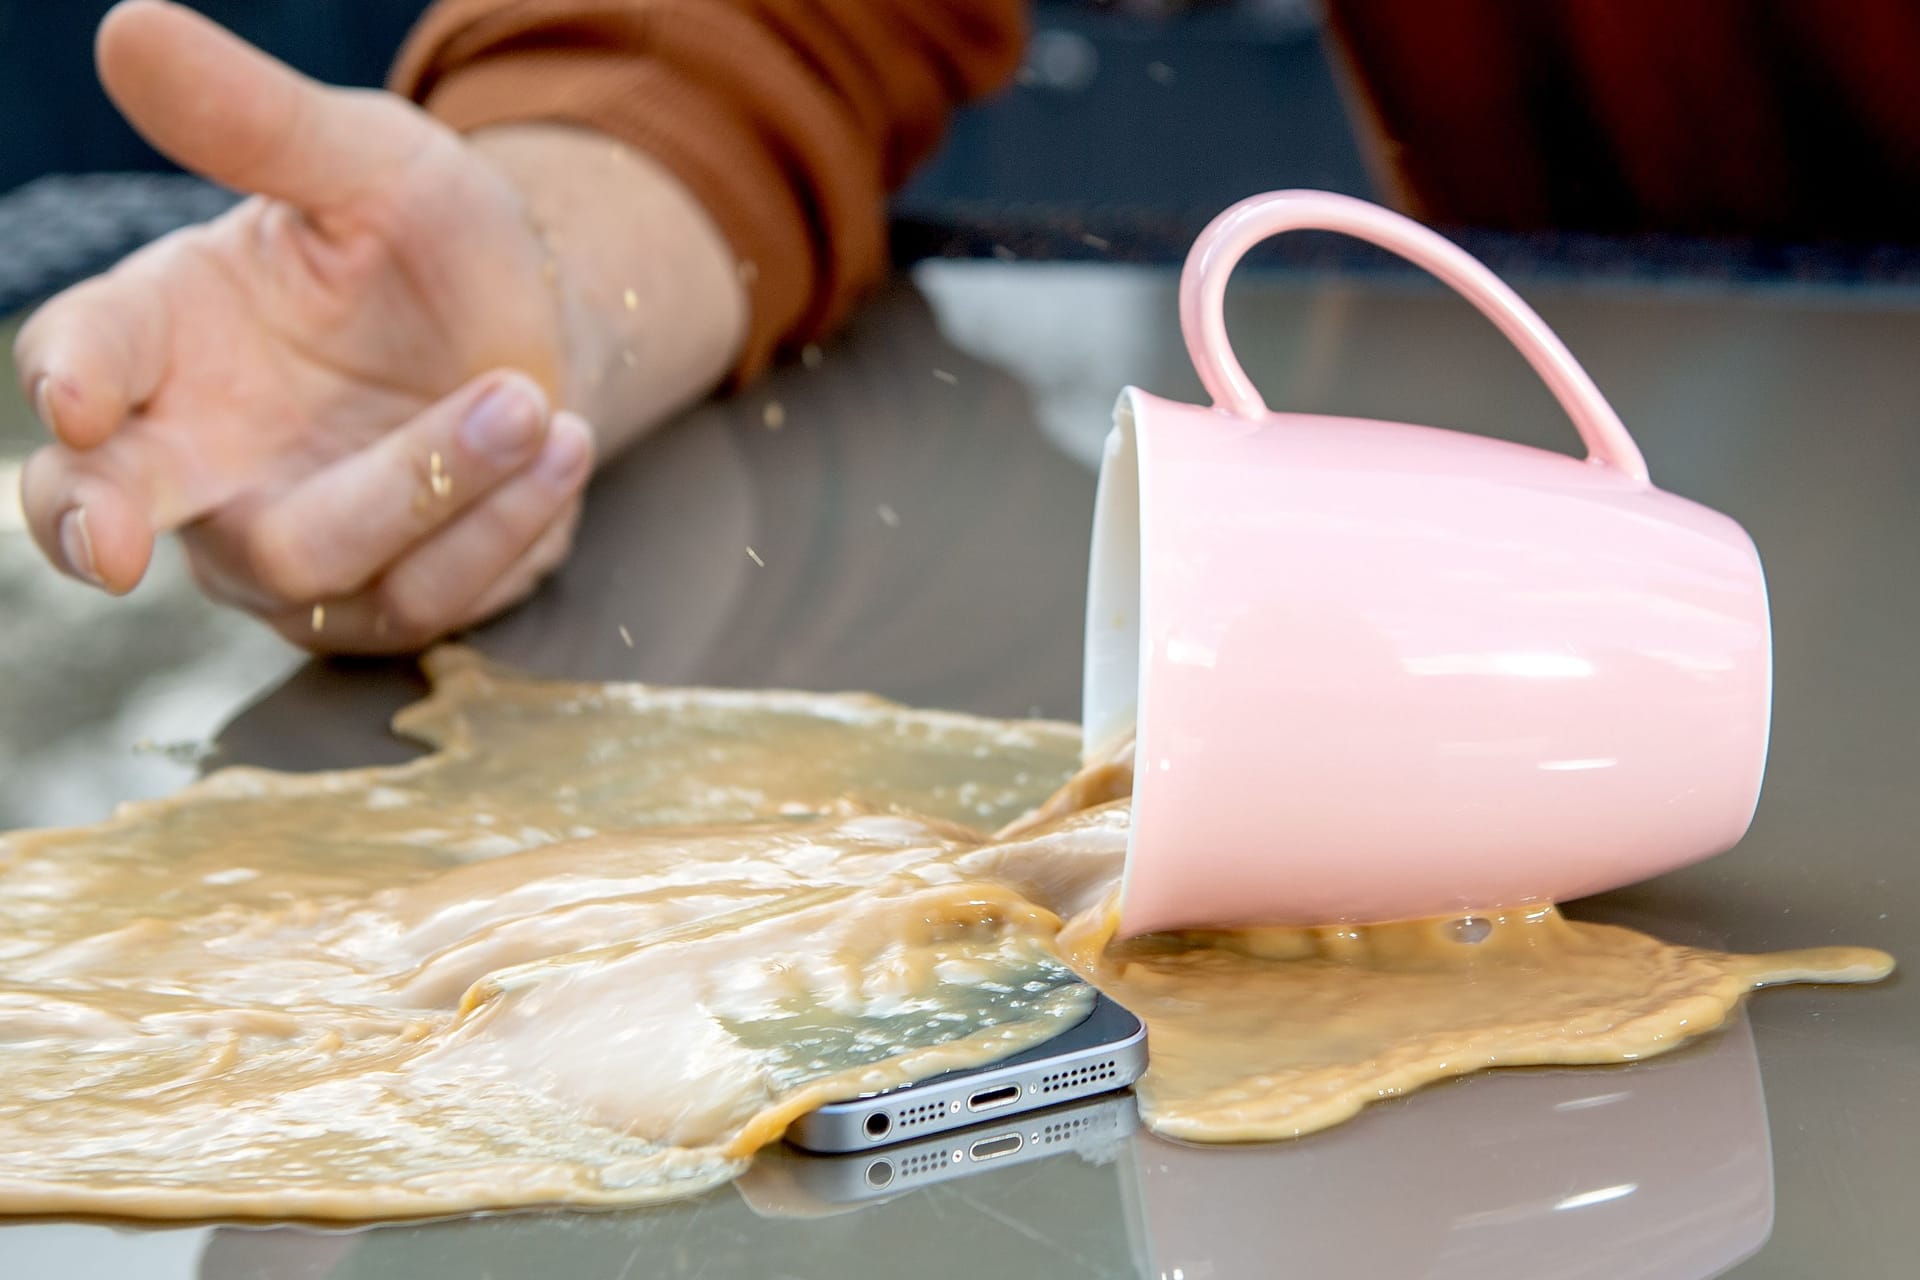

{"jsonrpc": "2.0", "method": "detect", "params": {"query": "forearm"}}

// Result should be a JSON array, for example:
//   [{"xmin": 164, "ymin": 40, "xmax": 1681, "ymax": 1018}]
[
  {"xmin": 393, "ymin": 0, "xmax": 1028, "ymax": 386},
  {"xmin": 471, "ymin": 123, "xmax": 746, "ymax": 458}
]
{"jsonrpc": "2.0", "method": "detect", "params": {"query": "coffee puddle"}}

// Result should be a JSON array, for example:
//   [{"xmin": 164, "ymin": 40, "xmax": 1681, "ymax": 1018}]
[
  {"xmin": 1059, "ymin": 895, "xmax": 1888, "ymax": 1142},
  {"xmin": 0, "ymin": 650, "xmax": 1892, "ymax": 1219}
]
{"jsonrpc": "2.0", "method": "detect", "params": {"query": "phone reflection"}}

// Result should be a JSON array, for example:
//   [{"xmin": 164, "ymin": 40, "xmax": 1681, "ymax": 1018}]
[
  {"xmin": 193, "ymin": 1096, "xmax": 1151, "ymax": 1280},
  {"xmin": 742, "ymin": 1090, "xmax": 1143, "ymax": 1213}
]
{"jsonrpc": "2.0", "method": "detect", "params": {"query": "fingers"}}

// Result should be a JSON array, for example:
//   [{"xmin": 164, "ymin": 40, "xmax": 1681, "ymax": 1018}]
[
  {"xmin": 372, "ymin": 415, "xmax": 591, "ymax": 632},
  {"xmin": 14, "ymin": 239, "xmax": 175, "ymax": 451},
  {"xmin": 96, "ymin": 1, "xmax": 422, "ymax": 218},
  {"xmin": 263, "ymin": 413, "xmax": 596, "ymax": 653},
  {"xmin": 18, "ymin": 448, "xmax": 156, "ymax": 593},
  {"xmin": 16, "ymin": 229, "xmax": 224, "ymax": 593},
  {"xmin": 20, "ymin": 361, "xmax": 551, "ymax": 602},
  {"xmin": 458, "ymin": 501, "xmax": 584, "ymax": 626},
  {"xmin": 232, "ymin": 372, "xmax": 552, "ymax": 606}
]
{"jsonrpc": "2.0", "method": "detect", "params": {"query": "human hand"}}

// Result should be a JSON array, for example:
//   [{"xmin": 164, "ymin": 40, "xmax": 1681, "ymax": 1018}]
[{"xmin": 16, "ymin": 1, "xmax": 743, "ymax": 652}]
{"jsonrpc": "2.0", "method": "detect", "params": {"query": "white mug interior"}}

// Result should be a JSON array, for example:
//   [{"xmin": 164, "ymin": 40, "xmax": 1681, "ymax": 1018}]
[{"xmin": 1082, "ymin": 391, "xmax": 1145, "ymax": 762}]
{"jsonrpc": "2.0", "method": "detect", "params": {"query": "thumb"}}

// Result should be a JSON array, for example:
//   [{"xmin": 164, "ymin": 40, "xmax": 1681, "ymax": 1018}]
[{"xmin": 96, "ymin": 1, "xmax": 427, "ymax": 219}]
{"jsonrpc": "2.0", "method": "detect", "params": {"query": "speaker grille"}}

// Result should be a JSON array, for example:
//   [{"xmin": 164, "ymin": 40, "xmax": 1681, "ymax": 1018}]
[
  {"xmin": 1037, "ymin": 1112, "xmax": 1101, "ymax": 1145},
  {"xmin": 898, "ymin": 1147, "xmax": 957, "ymax": 1181},
  {"xmin": 1037, "ymin": 1058, "xmax": 1119, "ymax": 1095},
  {"xmin": 895, "ymin": 1099, "xmax": 948, "ymax": 1130}
]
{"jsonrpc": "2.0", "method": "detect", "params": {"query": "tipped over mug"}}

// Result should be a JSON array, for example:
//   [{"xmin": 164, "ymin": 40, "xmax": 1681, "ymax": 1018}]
[{"xmin": 1085, "ymin": 190, "xmax": 1772, "ymax": 936}]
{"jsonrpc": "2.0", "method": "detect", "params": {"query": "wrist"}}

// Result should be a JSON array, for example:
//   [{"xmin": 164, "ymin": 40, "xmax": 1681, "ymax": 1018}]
[{"xmin": 469, "ymin": 124, "xmax": 748, "ymax": 455}]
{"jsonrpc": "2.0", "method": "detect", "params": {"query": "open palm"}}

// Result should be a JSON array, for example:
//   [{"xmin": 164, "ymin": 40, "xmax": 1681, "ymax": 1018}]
[{"xmin": 16, "ymin": 1, "xmax": 595, "ymax": 651}]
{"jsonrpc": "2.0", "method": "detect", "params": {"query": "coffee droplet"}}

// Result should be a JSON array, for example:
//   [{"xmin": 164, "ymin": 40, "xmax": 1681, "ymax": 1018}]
[{"xmin": 1450, "ymin": 916, "xmax": 1493, "ymax": 944}]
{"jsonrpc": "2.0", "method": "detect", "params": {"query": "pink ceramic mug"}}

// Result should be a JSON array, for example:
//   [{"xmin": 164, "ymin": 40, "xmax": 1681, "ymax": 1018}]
[{"xmin": 1085, "ymin": 190, "xmax": 1772, "ymax": 936}]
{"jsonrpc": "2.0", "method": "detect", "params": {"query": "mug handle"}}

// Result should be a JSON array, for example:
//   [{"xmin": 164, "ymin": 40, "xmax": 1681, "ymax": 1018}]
[{"xmin": 1180, "ymin": 190, "xmax": 1652, "ymax": 486}]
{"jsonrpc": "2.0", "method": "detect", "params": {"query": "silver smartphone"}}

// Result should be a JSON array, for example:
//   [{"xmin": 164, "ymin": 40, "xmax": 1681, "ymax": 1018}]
[
  {"xmin": 785, "ymin": 991, "xmax": 1147, "ymax": 1153},
  {"xmin": 761, "ymin": 1088, "xmax": 1141, "ymax": 1207}
]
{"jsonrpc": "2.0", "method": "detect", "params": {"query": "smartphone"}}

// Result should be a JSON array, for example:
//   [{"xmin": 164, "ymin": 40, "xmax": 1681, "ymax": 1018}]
[
  {"xmin": 785, "ymin": 991, "xmax": 1146, "ymax": 1153},
  {"xmin": 758, "ymin": 1088, "xmax": 1141, "ymax": 1209}
]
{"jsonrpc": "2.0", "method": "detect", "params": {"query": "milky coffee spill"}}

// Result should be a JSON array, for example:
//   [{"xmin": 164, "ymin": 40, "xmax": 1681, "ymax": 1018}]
[
  {"xmin": 1057, "ymin": 894, "xmax": 1892, "ymax": 1142},
  {"xmin": 0, "ymin": 649, "xmax": 1892, "ymax": 1219}
]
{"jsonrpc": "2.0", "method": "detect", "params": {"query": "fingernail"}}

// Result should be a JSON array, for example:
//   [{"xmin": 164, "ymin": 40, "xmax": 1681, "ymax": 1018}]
[
  {"xmin": 58, "ymin": 507, "xmax": 103, "ymax": 587},
  {"xmin": 32, "ymin": 377, "xmax": 57, "ymax": 433},
  {"xmin": 537, "ymin": 415, "xmax": 594, "ymax": 486},
  {"xmin": 459, "ymin": 378, "xmax": 544, "ymax": 460}
]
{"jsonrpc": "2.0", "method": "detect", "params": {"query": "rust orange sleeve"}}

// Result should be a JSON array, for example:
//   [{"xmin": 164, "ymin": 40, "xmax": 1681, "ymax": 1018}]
[{"xmin": 389, "ymin": 0, "xmax": 1028, "ymax": 383}]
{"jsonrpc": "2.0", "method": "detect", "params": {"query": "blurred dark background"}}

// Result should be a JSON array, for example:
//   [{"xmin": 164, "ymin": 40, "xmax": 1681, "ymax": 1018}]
[
  {"xmin": 0, "ymin": 1, "xmax": 1370, "ymax": 208},
  {"xmin": 6, "ymin": 0, "xmax": 1920, "ymax": 307},
  {"xmin": 0, "ymin": 1, "xmax": 426, "ymax": 190}
]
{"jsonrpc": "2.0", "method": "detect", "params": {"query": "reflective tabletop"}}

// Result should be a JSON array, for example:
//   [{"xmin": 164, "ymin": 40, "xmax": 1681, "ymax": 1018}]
[{"xmin": 2, "ymin": 261, "xmax": 1914, "ymax": 1277}]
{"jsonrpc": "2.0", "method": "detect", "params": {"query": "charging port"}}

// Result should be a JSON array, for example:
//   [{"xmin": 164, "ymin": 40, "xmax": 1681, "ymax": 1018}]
[
  {"xmin": 967, "ymin": 1084, "xmax": 1022, "ymax": 1112},
  {"xmin": 969, "ymin": 1133, "xmax": 1024, "ymax": 1162}
]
